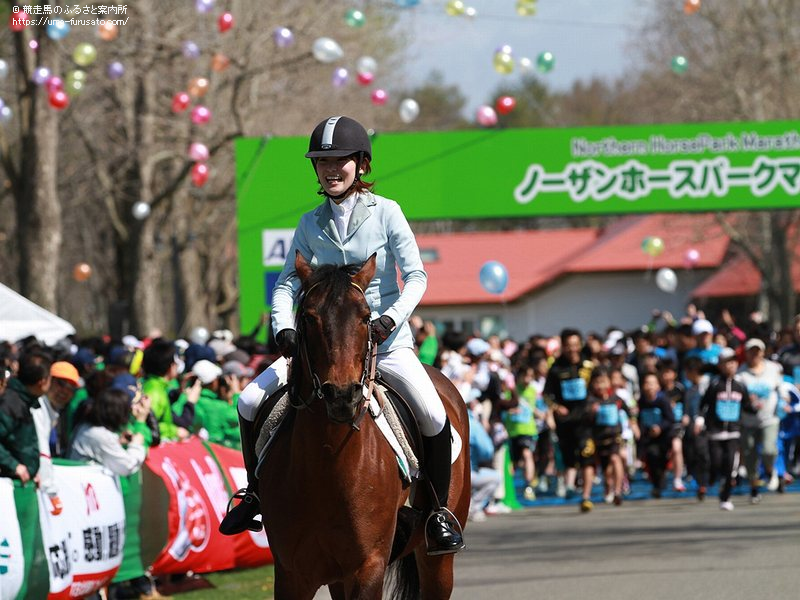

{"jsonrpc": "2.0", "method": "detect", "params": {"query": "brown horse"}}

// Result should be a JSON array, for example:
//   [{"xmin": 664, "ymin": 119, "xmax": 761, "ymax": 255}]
[{"xmin": 258, "ymin": 252, "xmax": 470, "ymax": 599}]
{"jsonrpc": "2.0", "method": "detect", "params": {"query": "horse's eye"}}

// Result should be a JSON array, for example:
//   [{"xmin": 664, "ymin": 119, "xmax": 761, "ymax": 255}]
[{"xmin": 363, "ymin": 315, "xmax": 370, "ymax": 325}]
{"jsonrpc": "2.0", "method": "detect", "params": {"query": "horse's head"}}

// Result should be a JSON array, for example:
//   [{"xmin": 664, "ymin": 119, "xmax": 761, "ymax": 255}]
[{"xmin": 294, "ymin": 251, "xmax": 377, "ymax": 424}]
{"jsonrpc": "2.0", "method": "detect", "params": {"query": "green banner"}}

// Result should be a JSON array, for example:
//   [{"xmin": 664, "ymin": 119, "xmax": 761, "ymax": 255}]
[{"xmin": 235, "ymin": 119, "xmax": 800, "ymax": 334}]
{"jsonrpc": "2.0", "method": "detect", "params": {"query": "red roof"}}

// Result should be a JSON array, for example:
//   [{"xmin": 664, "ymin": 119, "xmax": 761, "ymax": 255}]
[
  {"xmin": 415, "ymin": 214, "xmax": 732, "ymax": 306},
  {"xmin": 692, "ymin": 254, "xmax": 800, "ymax": 297}
]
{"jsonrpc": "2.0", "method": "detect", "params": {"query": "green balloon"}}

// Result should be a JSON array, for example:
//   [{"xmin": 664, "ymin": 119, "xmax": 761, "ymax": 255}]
[
  {"xmin": 671, "ymin": 55, "xmax": 688, "ymax": 74},
  {"xmin": 536, "ymin": 51, "xmax": 555, "ymax": 73},
  {"xmin": 344, "ymin": 8, "xmax": 366, "ymax": 27},
  {"xmin": 73, "ymin": 43, "xmax": 98, "ymax": 67}
]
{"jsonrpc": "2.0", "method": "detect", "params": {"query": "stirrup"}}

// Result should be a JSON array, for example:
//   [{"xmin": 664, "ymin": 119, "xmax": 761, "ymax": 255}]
[
  {"xmin": 226, "ymin": 488, "xmax": 258, "ymax": 513},
  {"xmin": 424, "ymin": 507, "xmax": 465, "ymax": 556},
  {"xmin": 219, "ymin": 488, "xmax": 262, "ymax": 534}
]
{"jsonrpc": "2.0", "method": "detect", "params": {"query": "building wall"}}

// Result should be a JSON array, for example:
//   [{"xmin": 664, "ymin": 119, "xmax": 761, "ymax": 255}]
[{"xmin": 415, "ymin": 269, "xmax": 713, "ymax": 340}]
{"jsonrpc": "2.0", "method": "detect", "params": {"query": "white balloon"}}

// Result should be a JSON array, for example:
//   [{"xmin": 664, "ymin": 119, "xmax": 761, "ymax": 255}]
[
  {"xmin": 132, "ymin": 202, "xmax": 151, "ymax": 220},
  {"xmin": 189, "ymin": 326, "xmax": 210, "ymax": 345},
  {"xmin": 0, "ymin": 60, "xmax": 8, "ymax": 79},
  {"xmin": 356, "ymin": 55, "xmax": 378, "ymax": 76},
  {"xmin": 655, "ymin": 267, "xmax": 678, "ymax": 293},
  {"xmin": 312, "ymin": 37, "xmax": 344, "ymax": 63},
  {"xmin": 518, "ymin": 56, "xmax": 533, "ymax": 72},
  {"xmin": 0, "ymin": 105, "xmax": 12, "ymax": 124},
  {"xmin": 398, "ymin": 98, "xmax": 420, "ymax": 123}
]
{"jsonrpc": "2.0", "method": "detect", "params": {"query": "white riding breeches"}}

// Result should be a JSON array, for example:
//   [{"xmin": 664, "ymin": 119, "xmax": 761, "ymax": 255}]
[{"xmin": 237, "ymin": 347, "xmax": 447, "ymax": 437}]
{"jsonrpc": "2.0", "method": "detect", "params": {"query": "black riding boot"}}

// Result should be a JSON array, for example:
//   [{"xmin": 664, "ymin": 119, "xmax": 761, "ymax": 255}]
[
  {"xmin": 219, "ymin": 415, "xmax": 262, "ymax": 535},
  {"xmin": 423, "ymin": 418, "xmax": 465, "ymax": 555}
]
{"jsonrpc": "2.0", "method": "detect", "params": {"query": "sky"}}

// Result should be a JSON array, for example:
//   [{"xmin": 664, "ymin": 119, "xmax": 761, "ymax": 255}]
[{"xmin": 397, "ymin": 0, "xmax": 650, "ymax": 116}]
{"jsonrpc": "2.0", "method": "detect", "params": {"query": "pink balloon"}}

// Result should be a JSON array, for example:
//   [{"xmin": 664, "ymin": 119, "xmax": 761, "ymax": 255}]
[
  {"xmin": 46, "ymin": 76, "xmax": 64, "ymax": 94},
  {"xmin": 476, "ymin": 105, "xmax": 498, "ymax": 127},
  {"xmin": 191, "ymin": 162, "xmax": 209, "ymax": 187},
  {"xmin": 218, "ymin": 11, "xmax": 234, "ymax": 33},
  {"xmin": 190, "ymin": 105, "xmax": 211, "ymax": 125},
  {"xmin": 371, "ymin": 88, "xmax": 388, "ymax": 106},
  {"xmin": 356, "ymin": 72, "xmax": 374, "ymax": 86},
  {"xmin": 684, "ymin": 248, "xmax": 700, "ymax": 267},
  {"xmin": 172, "ymin": 91, "xmax": 191, "ymax": 113},
  {"xmin": 188, "ymin": 142, "xmax": 209, "ymax": 162}
]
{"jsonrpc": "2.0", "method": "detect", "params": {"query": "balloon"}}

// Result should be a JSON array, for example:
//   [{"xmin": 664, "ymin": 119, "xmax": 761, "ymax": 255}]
[
  {"xmin": 188, "ymin": 77, "xmax": 209, "ymax": 98},
  {"xmin": 107, "ymin": 61, "xmax": 125, "ymax": 79},
  {"xmin": 536, "ymin": 51, "xmax": 555, "ymax": 73},
  {"xmin": 518, "ymin": 56, "xmax": 533, "ymax": 72},
  {"xmin": 655, "ymin": 268, "xmax": 678, "ymax": 293},
  {"xmin": 73, "ymin": 262, "xmax": 92, "ymax": 282},
  {"xmin": 684, "ymin": 248, "xmax": 700, "ymax": 268},
  {"xmin": 190, "ymin": 105, "xmax": 211, "ymax": 125},
  {"xmin": 191, "ymin": 163, "xmax": 209, "ymax": 187},
  {"xmin": 211, "ymin": 53, "xmax": 230, "ymax": 72},
  {"xmin": 332, "ymin": 67, "xmax": 349, "ymax": 87},
  {"xmin": 371, "ymin": 89, "xmax": 388, "ymax": 106},
  {"xmin": 189, "ymin": 326, "xmax": 210, "ymax": 345},
  {"xmin": 493, "ymin": 52, "xmax": 514, "ymax": 75},
  {"xmin": 394, "ymin": 0, "xmax": 421, "ymax": 6},
  {"xmin": 312, "ymin": 37, "xmax": 344, "ymax": 63},
  {"xmin": 132, "ymin": 202, "xmax": 151, "ymax": 220},
  {"xmin": 182, "ymin": 41, "xmax": 201, "ymax": 59},
  {"xmin": 496, "ymin": 95, "xmax": 516, "ymax": 115},
  {"xmin": 73, "ymin": 43, "xmax": 98, "ymax": 67},
  {"xmin": 273, "ymin": 27, "xmax": 294, "ymax": 48},
  {"xmin": 218, "ymin": 12, "xmax": 234, "ymax": 33},
  {"xmin": 464, "ymin": 6, "xmax": 477, "ymax": 18},
  {"xmin": 356, "ymin": 71, "xmax": 374, "ymax": 86},
  {"xmin": 97, "ymin": 20, "xmax": 118, "ymax": 41},
  {"xmin": 345, "ymin": 8, "xmax": 366, "ymax": 27},
  {"xmin": 684, "ymin": 0, "xmax": 701, "ymax": 15},
  {"xmin": 46, "ymin": 76, "xmax": 63, "ymax": 93},
  {"xmin": 46, "ymin": 19, "xmax": 70, "ymax": 40},
  {"xmin": 476, "ymin": 105, "xmax": 498, "ymax": 127},
  {"xmin": 195, "ymin": 0, "xmax": 214, "ymax": 13},
  {"xmin": 398, "ymin": 98, "xmax": 420, "ymax": 123},
  {"xmin": 65, "ymin": 72, "xmax": 84, "ymax": 96},
  {"xmin": 479, "ymin": 261, "xmax": 509, "ymax": 294},
  {"xmin": 10, "ymin": 10, "xmax": 28, "ymax": 32},
  {"xmin": 29, "ymin": 40, "xmax": 38, "ymax": 52},
  {"xmin": 671, "ymin": 55, "xmax": 688, "ymax": 74},
  {"xmin": 32, "ymin": 66, "xmax": 51, "ymax": 85},
  {"xmin": 516, "ymin": 0, "xmax": 537, "ymax": 16},
  {"xmin": 172, "ymin": 91, "xmax": 191, "ymax": 113},
  {"xmin": 48, "ymin": 90, "xmax": 69, "ymax": 110},
  {"xmin": 642, "ymin": 236, "xmax": 665, "ymax": 257},
  {"xmin": 0, "ymin": 60, "xmax": 8, "ymax": 79},
  {"xmin": 496, "ymin": 44, "xmax": 513, "ymax": 56},
  {"xmin": 0, "ymin": 105, "xmax": 11, "ymax": 124},
  {"xmin": 445, "ymin": 0, "xmax": 466, "ymax": 16},
  {"xmin": 356, "ymin": 56, "xmax": 377, "ymax": 76},
  {"xmin": 188, "ymin": 142, "xmax": 209, "ymax": 162}
]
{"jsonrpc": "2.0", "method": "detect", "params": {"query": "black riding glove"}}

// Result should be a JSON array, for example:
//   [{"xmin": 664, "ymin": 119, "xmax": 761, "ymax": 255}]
[
  {"xmin": 276, "ymin": 329, "xmax": 298, "ymax": 358},
  {"xmin": 370, "ymin": 315, "xmax": 396, "ymax": 345}
]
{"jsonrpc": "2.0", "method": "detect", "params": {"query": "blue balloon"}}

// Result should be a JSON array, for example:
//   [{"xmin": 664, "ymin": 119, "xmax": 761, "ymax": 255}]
[
  {"xmin": 46, "ymin": 19, "xmax": 70, "ymax": 40},
  {"xmin": 395, "ymin": 0, "xmax": 421, "ymax": 6},
  {"xmin": 479, "ymin": 261, "xmax": 508, "ymax": 295}
]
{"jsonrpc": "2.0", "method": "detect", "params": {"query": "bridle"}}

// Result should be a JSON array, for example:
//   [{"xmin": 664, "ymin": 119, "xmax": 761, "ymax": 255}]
[{"xmin": 292, "ymin": 279, "xmax": 378, "ymax": 430}]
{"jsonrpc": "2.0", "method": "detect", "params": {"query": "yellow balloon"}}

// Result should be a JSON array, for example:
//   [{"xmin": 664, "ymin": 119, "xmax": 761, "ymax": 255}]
[
  {"xmin": 445, "ymin": 0, "xmax": 465, "ymax": 16},
  {"xmin": 646, "ymin": 237, "xmax": 665, "ymax": 257},
  {"xmin": 493, "ymin": 52, "xmax": 514, "ymax": 75}
]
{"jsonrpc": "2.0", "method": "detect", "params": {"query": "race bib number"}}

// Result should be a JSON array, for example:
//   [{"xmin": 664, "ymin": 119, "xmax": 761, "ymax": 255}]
[
  {"xmin": 793, "ymin": 366, "xmax": 800, "ymax": 386},
  {"xmin": 672, "ymin": 402, "xmax": 684, "ymax": 421},
  {"xmin": 639, "ymin": 407, "xmax": 662, "ymax": 429},
  {"xmin": 716, "ymin": 400, "xmax": 741, "ymax": 422},
  {"xmin": 747, "ymin": 382, "xmax": 770, "ymax": 399},
  {"xmin": 561, "ymin": 378, "xmax": 586, "ymax": 402},
  {"xmin": 596, "ymin": 404, "xmax": 620, "ymax": 427},
  {"xmin": 507, "ymin": 402, "xmax": 533, "ymax": 424}
]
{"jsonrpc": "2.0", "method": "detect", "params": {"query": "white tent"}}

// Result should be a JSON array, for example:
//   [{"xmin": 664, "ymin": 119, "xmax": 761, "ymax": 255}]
[{"xmin": 0, "ymin": 282, "xmax": 76, "ymax": 345}]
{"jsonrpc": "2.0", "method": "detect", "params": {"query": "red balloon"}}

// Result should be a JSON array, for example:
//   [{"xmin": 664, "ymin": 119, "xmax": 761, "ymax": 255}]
[
  {"xmin": 356, "ymin": 72, "xmax": 374, "ymax": 86},
  {"xmin": 218, "ymin": 11, "xmax": 234, "ymax": 33},
  {"xmin": 172, "ymin": 91, "xmax": 191, "ymax": 113},
  {"xmin": 49, "ymin": 90, "xmax": 70, "ymax": 110},
  {"xmin": 495, "ymin": 95, "xmax": 516, "ymax": 115},
  {"xmin": 10, "ymin": 11, "xmax": 28, "ymax": 32},
  {"xmin": 191, "ymin": 162, "xmax": 209, "ymax": 187}
]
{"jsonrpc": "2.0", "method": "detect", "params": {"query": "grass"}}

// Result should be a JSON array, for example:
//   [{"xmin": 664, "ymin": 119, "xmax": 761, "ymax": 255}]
[{"xmin": 173, "ymin": 565, "xmax": 275, "ymax": 599}]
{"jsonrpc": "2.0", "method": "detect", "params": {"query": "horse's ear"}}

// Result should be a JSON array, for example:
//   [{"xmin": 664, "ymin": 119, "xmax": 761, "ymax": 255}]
[
  {"xmin": 352, "ymin": 253, "xmax": 377, "ymax": 292},
  {"xmin": 295, "ymin": 251, "xmax": 313, "ymax": 286}
]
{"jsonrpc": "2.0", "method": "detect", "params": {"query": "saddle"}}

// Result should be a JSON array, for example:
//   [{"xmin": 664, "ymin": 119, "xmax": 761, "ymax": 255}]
[{"xmin": 253, "ymin": 377, "xmax": 425, "ymax": 482}]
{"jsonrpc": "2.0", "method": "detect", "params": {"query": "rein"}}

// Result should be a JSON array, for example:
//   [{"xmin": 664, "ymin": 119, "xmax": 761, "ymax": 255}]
[{"xmin": 293, "ymin": 279, "xmax": 378, "ymax": 430}]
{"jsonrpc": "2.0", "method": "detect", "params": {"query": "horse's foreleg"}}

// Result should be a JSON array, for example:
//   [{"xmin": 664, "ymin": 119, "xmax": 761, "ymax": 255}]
[
  {"xmin": 273, "ymin": 560, "xmax": 319, "ymax": 600},
  {"xmin": 339, "ymin": 553, "xmax": 387, "ymax": 600},
  {"xmin": 415, "ymin": 546, "xmax": 455, "ymax": 600}
]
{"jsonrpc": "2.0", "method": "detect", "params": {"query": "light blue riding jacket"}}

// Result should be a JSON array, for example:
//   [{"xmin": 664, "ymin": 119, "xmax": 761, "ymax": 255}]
[{"xmin": 271, "ymin": 192, "xmax": 427, "ymax": 353}]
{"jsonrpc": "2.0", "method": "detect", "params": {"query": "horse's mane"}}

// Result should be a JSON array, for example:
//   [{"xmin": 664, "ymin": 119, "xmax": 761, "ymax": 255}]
[{"xmin": 302, "ymin": 261, "xmax": 365, "ymax": 303}]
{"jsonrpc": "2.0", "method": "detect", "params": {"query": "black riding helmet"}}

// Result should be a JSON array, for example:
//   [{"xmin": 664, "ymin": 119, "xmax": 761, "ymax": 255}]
[{"xmin": 307, "ymin": 116, "xmax": 372, "ymax": 199}]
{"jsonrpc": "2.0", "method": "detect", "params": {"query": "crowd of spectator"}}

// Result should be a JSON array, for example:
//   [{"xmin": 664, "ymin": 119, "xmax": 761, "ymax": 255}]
[{"xmin": 2, "ymin": 305, "xmax": 800, "ymax": 594}]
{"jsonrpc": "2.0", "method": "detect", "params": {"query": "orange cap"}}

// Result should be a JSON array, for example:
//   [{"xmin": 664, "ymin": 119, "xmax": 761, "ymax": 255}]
[{"xmin": 50, "ymin": 361, "xmax": 80, "ymax": 387}]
